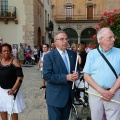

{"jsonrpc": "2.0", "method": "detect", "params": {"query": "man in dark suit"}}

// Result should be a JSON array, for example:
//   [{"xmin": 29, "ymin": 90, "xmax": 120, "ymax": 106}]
[{"xmin": 43, "ymin": 31, "xmax": 79, "ymax": 120}]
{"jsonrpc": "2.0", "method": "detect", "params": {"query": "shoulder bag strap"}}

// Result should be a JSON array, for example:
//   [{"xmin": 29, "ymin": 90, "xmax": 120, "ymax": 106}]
[{"xmin": 97, "ymin": 47, "xmax": 118, "ymax": 79}]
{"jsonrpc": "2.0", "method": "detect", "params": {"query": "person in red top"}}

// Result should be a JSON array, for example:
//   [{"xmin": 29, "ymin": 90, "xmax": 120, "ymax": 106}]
[{"xmin": 25, "ymin": 50, "xmax": 31, "ymax": 62}]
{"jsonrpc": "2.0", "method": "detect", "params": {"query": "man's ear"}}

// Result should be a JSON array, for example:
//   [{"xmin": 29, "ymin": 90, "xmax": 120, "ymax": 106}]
[{"xmin": 99, "ymin": 38, "xmax": 102, "ymax": 43}]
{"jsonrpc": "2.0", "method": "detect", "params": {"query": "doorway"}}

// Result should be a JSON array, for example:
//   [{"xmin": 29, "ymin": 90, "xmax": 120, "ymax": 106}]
[{"xmin": 87, "ymin": 6, "xmax": 93, "ymax": 20}]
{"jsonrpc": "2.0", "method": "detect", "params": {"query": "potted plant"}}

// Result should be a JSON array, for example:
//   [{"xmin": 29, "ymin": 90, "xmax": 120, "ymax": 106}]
[
  {"xmin": 12, "ymin": 11, "xmax": 16, "ymax": 17},
  {"xmin": 8, "ymin": 12, "xmax": 11, "ymax": 17}
]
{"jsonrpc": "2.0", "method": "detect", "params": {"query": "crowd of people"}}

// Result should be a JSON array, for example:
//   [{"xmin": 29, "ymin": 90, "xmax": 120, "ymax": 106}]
[
  {"xmin": 1, "ymin": 27, "xmax": 120, "ymax": 120},
  {"xmin": 42, "ymin": 28, "xmax": 120, "ymax": 120},
  {"xmin": 11, "ymin": 43, "xmax": 57, "ymax": 66},
  {"xmin": 11, "ymin": 41, "xmax": 89, "ymax": 91},
  {"xmin": 0, "ymin": 34, "xmax": 92, "ymax": 120},
  {"xmin": 10, "ymin": 40, "xmax": 91, "ymax": 70}
]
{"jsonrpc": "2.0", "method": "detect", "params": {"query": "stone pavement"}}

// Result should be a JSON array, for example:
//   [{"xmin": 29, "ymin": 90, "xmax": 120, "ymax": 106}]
[{"xmin": 19, "ymin": 65, "xmax": 48, "ymax": 120}]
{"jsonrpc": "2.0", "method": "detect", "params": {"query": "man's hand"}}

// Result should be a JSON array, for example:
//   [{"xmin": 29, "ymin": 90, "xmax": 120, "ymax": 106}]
[
  {"xmin": 66, "ymin": 72, "xmax": 78, "ymax": 82},
  {"xmin": 72, "ymin": 71, "xmax": 78, "ymax": 80},
  {"xmin": 100, "ymin": 89, "xmax": 114, "ymax": 101}
]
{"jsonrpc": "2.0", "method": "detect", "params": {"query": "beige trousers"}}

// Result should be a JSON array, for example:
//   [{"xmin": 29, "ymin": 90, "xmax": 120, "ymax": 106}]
[{"xmin": 88, "ymin": 86, "xmax": 120, "ymax": 120}]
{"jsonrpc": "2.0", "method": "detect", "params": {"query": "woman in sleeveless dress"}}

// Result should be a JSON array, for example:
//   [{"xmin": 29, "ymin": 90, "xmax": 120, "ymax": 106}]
[
  {"xmin": 0, "ymin": 43, "xmax": 25, "ymax": 120},
  {"xmin": 37, "ymin": 44, "xmax": 49, "ymax": 89}
]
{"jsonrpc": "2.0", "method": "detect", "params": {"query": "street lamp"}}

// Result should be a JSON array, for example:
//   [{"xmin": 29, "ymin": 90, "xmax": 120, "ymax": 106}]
[{"xmin": 58, "ymin": 26, "xmax": 61, "ymax": 31}]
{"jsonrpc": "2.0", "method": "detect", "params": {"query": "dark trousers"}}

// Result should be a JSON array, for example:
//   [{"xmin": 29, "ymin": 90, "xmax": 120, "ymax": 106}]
[
  {"xmin": 26, "ymin": 57, "xmax": 31, "ymax": 62},
  {"xmin": 34, "ymin": 55, "xmax": 37, "ymax": 63},
  {"xmin": 47, "ymin": 98, "xmax": 72, "ymax": 120}
]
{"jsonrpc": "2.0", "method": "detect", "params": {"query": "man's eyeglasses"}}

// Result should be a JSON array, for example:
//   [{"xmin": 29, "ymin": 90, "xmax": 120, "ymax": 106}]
[
  {"xmin": 56, "ymin": 38, "xmax": 69, "ymax": 42},
  {"xmin": 102, "ymin": 36, "xmax": 116, "ymax": 40}
]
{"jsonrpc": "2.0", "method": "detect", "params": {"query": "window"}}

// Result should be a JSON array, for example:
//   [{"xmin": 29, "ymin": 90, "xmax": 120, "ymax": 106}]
[
  {"xmin": 65, "ymin": 6, "xmax": 73, "ymax": 20},
  {"xmin": 48, "ymin": 14, "xmax": 49, "ymax": 22},
  {"xmin": 87, "ymin": 5, "xmax": 93, "ymax": 20},
  {"xmin": 0, "ymin": 0, "xmax": 8, "ymax": 15},
  {"xmin": 45, "ymin": 10, "xmax": 47, "ymax": 27}
]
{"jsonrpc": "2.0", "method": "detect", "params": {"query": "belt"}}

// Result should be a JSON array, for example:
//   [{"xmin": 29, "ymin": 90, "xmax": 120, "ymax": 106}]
[{"xmin": 104, "ymin": 88, "xmax": 110, "ymax": 90}]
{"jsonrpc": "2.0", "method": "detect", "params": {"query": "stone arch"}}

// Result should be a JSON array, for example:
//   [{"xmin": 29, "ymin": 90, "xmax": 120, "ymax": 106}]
[
  {"xmin": 37, "ymin": 27, "xmax": 41, "ymax": 47},
  {"xmin": 63, "ymin": 28, "xmax": 78, "ymax": 45},
  {"xmin": 80, "ymin": 27, "xmax": 96, "ymax": 45}
]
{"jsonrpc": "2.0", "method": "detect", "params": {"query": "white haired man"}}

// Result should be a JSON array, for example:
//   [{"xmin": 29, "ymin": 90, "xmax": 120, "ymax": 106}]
[{"xmin": 83, "ymin": 27, "xmax": 120, "ymax": 120}]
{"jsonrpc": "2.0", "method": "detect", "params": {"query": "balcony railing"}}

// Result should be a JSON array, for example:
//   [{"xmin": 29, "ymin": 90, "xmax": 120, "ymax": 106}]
[
  {"xmin": 54, "ymin": 15, "xmax": 104, "ymax": 22},
  {"xmin": 0, "ymin": 6, "xmax": 17, "ymax": 19}
]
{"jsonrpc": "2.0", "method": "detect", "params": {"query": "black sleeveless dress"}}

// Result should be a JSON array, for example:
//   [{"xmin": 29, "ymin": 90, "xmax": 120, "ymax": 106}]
[
  {"xmin": 0, "ymin": 59, "xmax": 25, "ymax": 114},
  {"xmin": 0, "ymin": 59, "xmax": 23, "ymax": 89}
]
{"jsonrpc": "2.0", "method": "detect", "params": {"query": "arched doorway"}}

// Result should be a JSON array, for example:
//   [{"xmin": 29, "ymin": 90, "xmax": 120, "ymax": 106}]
[
  {"xmin": 80, "ymin": 28, "xmax": 96, "ymax": 45},
  {"xmin": 63, "ymin": 28, "xmax": 78, "ymax": 46},
  {"xmin": 38, "ymin": 27, "xmax": 41, "ymax": 47}
]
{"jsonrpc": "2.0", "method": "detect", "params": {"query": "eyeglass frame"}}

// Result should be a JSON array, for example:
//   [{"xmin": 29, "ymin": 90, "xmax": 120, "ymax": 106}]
[
  {"xmin": 55, "ymin": 38, "xmax": 69, "ymax": 42},
  {"xmin": 101, "ymin": 36, "xmax": 116, "ymax": 40}
]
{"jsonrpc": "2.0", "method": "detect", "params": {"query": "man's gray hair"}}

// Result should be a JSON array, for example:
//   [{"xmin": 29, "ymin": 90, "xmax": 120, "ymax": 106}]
[
  {"xmin": 97, "ymin": 27, "xmax": 111, "ymax": 43},
  {"xmin": 54, "ymin": 31, "xmax": 67, "ymax": 40}
]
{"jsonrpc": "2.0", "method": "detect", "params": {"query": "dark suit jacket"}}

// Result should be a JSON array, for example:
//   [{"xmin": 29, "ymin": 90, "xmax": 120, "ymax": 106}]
[{"xmin": 43, "ymin": 48, "xmax": 79, "ymax": 108}]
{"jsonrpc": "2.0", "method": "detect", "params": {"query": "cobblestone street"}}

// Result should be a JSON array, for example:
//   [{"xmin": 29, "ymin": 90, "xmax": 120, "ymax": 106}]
[{"xmin": 19, "ymin": 65, "xmax": 48, "ymax": 120}]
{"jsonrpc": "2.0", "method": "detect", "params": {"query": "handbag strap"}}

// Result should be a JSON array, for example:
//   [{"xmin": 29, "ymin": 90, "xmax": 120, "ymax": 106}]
[{"xmin": 97, "ymin": 48, "xmax": 118, "ymax": 79}]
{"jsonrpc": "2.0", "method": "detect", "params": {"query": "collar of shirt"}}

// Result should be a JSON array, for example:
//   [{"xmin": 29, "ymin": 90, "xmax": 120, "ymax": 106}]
[
  {"xmin": 56, "ymin": 48, "xmax": 70, "ymax": 73},
  {"xmin": 99, "ymin": 46, "xmax": 112, "ymax": 55},
  {"xmin": 56, "ymin": 48, "xmax": 67, "ymax": 55}
]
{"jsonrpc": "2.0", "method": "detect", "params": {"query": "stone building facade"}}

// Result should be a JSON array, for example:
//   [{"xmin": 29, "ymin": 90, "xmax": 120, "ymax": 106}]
[
  {"xmin": 0, "ymin": 0, "xmax": 120, "ymax": 47},
  {"xmin": 51, "ymin": 0, "xmax": 120, "ymax": 45},
  {"xmin": 23, "ymin": 0, "xmax": 44, "ymax": 47},
  {"xmin": 0, "ymin": 0, "xmax": 52, "ymax": 48}
]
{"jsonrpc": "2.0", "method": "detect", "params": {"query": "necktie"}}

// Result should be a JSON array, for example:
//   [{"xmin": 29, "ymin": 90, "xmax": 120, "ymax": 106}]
[{"xmin": 62, "ymin": 51, "xmax": 69, "ymax": 73}]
